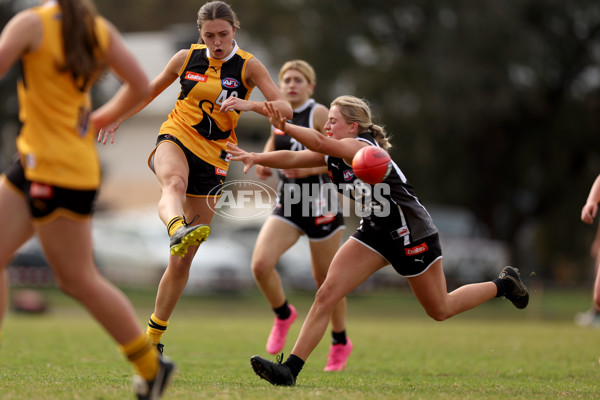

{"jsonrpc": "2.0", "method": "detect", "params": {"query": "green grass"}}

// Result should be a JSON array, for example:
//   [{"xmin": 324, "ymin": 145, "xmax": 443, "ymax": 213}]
[{"xmin": 1, "ymin": 287, "xmax": 599, "ymax": 399}]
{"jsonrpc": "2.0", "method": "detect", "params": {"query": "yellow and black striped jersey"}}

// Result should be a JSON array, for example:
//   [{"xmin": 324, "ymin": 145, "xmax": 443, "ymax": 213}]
[
  {"xmin": 16, "ymin": 2, "xmax": 110, "ymax": 190},
  {"xmin": 158, "ymin": 42, "xmax": 255, "ymax": 170}
]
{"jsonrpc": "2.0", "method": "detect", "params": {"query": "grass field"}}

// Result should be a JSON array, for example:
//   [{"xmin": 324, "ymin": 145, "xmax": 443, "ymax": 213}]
[{"xmin": 0, "ymin": 286, "xmax": 599, "ymax": 399}]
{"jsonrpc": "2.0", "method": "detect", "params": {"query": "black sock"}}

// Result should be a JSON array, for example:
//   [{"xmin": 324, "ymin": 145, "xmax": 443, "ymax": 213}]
[
  {"xmin": 273, "ymin": 301, "xmax": 291, "ymax": 320},
  {"xmin": 493, "ymin": 278, "xmax": 509, "ymax": 297},
  {"xmin": 331, "ymin": 330, "xmax": 347, "ymax": 345},
  {"xmin": 284, "ymin": 354, "xmax": 304, "ymax": 377}
]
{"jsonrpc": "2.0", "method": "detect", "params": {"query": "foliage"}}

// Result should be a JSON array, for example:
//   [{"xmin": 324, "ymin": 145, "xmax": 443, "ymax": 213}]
[
  {"xmin": 2, "ymin": 0, "xmax": 600, "ymax": 280},
  {"xmin": 91, "ymin": 0, "xmax": 600, "ymax": 281}
]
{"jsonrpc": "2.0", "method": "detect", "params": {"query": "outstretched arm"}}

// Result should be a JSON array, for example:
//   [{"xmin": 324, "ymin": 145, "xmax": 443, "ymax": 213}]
[
  {"xmin": 90, "ymin": 21, "xmax": 149, "ymax": 132},
  {"xmin": 254, "ymin": 132, "xmax": 275, "ymax": 180},
  {"xmin": 220, "ymin": 57, "xmax": 292, "ymax": 119},
  {"xmin": 227, "ymin": 143, "xmax": 325, "ymax": 174},
  {"xmin": 97, "ymin": 48, "xmax": 187, "ymax": 144},
  {"xmin": 264, "ymin": 102, "xmax": 365, "ymax": 164}
]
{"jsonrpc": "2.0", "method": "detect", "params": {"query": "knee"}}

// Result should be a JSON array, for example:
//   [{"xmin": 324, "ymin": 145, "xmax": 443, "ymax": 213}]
[
  {"xmin": 164, "ymin": 175, "xmax": 187, "ymax": 195},
  {"xmin": 424, "ymin": 306, "xmax": 452, "ymax": 322},
  {"xmin": 54, "ymin": 274, "xmax": 89, "ymax": 301},
  {"xmin": 314, "ymin": 284, "xmax": 338, "ymax": 309},
  {"xmin": 168, "ymin": 256, "xmax": 193, "ymax": 275},
  {"xmin": 251, "ymin": 256, "xmax": 275, "ymax": 281}
]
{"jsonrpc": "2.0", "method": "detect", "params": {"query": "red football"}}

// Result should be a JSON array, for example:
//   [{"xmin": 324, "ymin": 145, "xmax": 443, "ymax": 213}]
[{"xmin": 351, "ymin": 146, "xmax": 392, "ymax": 184}]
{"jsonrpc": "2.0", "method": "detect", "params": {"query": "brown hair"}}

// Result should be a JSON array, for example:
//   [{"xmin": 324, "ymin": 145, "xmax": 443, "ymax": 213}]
[
  {"xmin": 330, "ymin": 95, "xmax": 391, "ymax": 150},
  {"xmin": 197, "ymin": 0, "xmax": 240, "ymax": 43},
  {"xmin": 57, "ymin": 0, "xmax": 105, "ymax": 91},
  {"xmin": 278, "ymin": 60, "xmax": 316, "ymax": 85}
]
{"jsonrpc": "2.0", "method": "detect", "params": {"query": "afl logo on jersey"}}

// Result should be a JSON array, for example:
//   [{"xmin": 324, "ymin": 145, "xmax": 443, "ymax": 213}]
[
  {"xmin": 222, "ymin": 78, "xmax": 240, "ymax": 89},
  {"xmin": 343, "ymin": 170, "xmax": 354, "ymax": 181}
]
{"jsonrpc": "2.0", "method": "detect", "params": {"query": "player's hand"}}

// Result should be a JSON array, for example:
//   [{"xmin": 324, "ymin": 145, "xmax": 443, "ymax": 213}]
[
  {"xmin": 220, "ymin": 97, "xmax": 251, "ymax": 113},
  {"xmin": 227, "ymin": 142, "xmax": 256, "ymax": 174},
  {"xmin": 264, "ymin": 101, "xmax": 286, "ymax": 132},
  {"xmin": 255, "ymin": 165, "xmax": 272, "ymax": 180},
  {"xmin": 581, "ymin": 202, "xmax": 598, "ymax": 224},
  {"xmin": 97, "ymin": 120, "xmax": 123, "ymax": 145}
]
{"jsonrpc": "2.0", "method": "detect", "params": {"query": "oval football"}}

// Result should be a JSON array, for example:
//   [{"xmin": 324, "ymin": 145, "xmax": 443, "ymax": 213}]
[{"xmin": 351, "ymin": 146, "xmax": 391, "ymax": 184}]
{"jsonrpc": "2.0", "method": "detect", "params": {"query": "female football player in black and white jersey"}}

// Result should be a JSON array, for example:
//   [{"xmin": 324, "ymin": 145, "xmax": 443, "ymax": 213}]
[
  {"xmin": 251, "ymin": 60, "xmax": 350, "ymax": 371},
  {"xmin": 228, "ymin": 95, "xmax": 530, "ymax": 387}
]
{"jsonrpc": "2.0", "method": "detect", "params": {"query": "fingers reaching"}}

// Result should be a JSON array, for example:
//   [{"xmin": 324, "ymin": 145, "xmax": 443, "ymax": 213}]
[{"xmin": 97, "ymin": 128, "xmax": 115, "ymax": 145}]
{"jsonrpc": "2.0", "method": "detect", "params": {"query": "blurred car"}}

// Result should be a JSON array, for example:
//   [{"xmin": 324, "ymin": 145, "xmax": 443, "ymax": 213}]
[
  {"xmin": 184, "ymin": 237, "xmax": 254, "ymax": 294},
  {"xmin": 92, "ymin": 211, "xmax": 167, "ymax": 287},
  {"xmin": 93, "ymin": 210, "xmax": 254, "ymax": 293},
  {"xmin": 7, "ymin": 237, "xmax": 54, "ymax": 287},
  {"xmin": 276, "ymin": 234, "xmax": 388, "ymax": 293},
  {"xmin": 427, "ymin": 205, "xmax": 511, "ymax": 286}
]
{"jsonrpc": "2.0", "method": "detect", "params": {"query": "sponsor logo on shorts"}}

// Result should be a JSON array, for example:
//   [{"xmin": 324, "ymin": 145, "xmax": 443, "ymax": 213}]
[
  {"xmin": 221, "ymin": 77, "xmax": 240, "ymax": 89},
  {"xmin": 396, "ymin": 227, "xmax": 409, "ymax": 236},
  {"xmin": 185, "ymin": 71, "xmax": 208, "ymax": 82},
  {"xmin": 215, "ymin": 167, "xmax": 228, "ymax": 177},
  {"xmin": 405, "ymin": 242, "xmax": 429, "ymax": 256},
  {"xmin": 315, "ymin": 214, "xmax": 336, "ymax": 226},
  {"xmin": 30, "ymin": 182, "xmax": 54, "ymax": 199},
  {"xmin": 219, "ymin": 150, "xmax": 232, "ymax": 162}
]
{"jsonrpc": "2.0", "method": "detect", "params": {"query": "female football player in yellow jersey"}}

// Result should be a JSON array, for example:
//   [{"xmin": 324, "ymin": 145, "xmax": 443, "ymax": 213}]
[
  {"xmin": 251, "ymin": 60, "xmax": 351, "ymax": 371},
  {"xmin": 98, "ymin": 0, "xmax": 292, "ymax": 355},
  {"xmin": 0, "ymin": 0, "xmax": 175, "ymax": 398}
]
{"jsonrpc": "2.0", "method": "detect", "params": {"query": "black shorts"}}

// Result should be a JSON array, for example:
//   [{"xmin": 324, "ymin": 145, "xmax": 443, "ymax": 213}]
[
  {"xmin": 149, "ymin": 134, "xmax": 227, "ymax": 197},
  {"xmin": 4, "ymin": 158, "xmax": 97, "ymax": 220},
  {"xmin": 352, "ymin": 226, "xmax": 442, "ymax": 277},
  {"xmin": 272, "ymin": 204, "xmax": 344, "ymax": 240}
]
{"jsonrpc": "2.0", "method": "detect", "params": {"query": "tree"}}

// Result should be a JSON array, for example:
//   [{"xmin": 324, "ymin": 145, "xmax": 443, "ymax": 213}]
[{"xmin": 87, "ymin": 0, "xmax": 600, "ymax": 282}]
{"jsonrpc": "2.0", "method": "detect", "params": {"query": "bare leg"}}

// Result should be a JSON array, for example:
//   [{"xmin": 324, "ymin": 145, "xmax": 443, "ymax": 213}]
[
  {"xmin": 153, "ymin": 197, "xmax": 215, "ymax": 321},
  {"xmin": 151, "ymin": 140, "xmax": 216, "ymax": 321},
  {"xmin": 251, "ymin": 217, "xmax": 301, "ymax": 308},
  {"xmin": 308, "ymin": 230, "xmax": 346, "ymax": 332},
  {"xmin": 290, "ymin": 239, "xmax": 386, "ymax": 360},
  {"xmin": 0, "ymin": 181, "xmax": 35, "ymax": 331},
  {"xmin": 37, "ymin": 216, "xmax": 142, "ymax": 344},
  {"xmin": 407, "ymin": 259, "xmax": 497, "ymax": 321},
  {"xmin": 153, "ymin": 142, "xmax": 189, "ymax": 226},
  {"xmin": 593, "ymin": 261, "xmax": 600, "ymax": 312}
]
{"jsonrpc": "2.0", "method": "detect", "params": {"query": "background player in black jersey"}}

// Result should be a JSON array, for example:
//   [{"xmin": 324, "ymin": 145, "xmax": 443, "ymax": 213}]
[
  {"xmin": 98, "ymin": 0, "xmax": 292, "ymax": 357},
  {"xmin": 251, "ymin": 60, "xmax": 350, "ymax": 371},
  {"xmin": 0, "ymin": 0, "xmax": 175, "ymax": 398},
  {"xmin": 577, "ymin": 174, "xmax": 600, "ymax": 329},
  {"xmin": 228, "ymin": 96, "xmax": 530, "ymax": 386}
]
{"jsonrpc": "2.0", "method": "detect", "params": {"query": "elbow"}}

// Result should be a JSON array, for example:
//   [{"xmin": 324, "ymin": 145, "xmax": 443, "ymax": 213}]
[
  {"xmin": 282, "ymin": 103, "xmax": 293, "ymax": 119},
  {"xmin": 138, "ymin": 81, "xmax": 151, "ymax": 102},
  {"xmin": 127, "ymin": 80, "xmax": 150, "ymax": 105}
]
